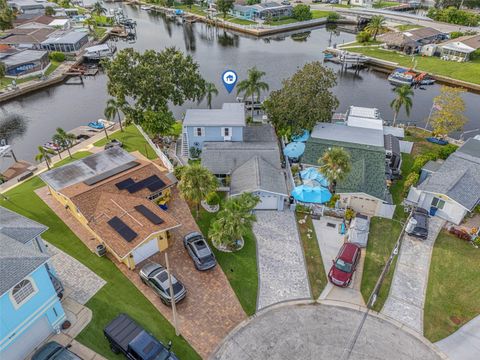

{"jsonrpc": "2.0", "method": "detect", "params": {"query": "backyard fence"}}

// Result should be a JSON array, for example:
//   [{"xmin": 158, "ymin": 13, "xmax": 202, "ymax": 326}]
[{"xmin": 134, "ymin": 124, "xmax": 174, "ymax": 172}]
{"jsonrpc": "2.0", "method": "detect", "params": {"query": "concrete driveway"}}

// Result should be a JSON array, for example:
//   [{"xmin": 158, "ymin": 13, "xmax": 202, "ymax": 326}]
[
  {"xmin": 382, "ymin": 217, "xmax": 445, "ymax": 334},
  {"xmin": 253, "ymin": 211, "xmax": 310, "ymax": 310},
  {"xmin": 211, "ymin": 301, "xmax": 445, "ymax": 360},
  {"xmin": 313, "ymin": 217, "xmax": 365, "ymax": 306},
  {"xmin": 436, "ymin": 315, "xmax": 480, "ymax": 360}
]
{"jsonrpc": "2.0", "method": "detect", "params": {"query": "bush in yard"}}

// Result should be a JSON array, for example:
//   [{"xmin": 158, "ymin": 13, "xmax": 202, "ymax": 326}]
[
  {"xmin": 345, "ymin": 208, "xmax": 355, "ymax": 222},
  {"xmin": 326, "ymin": 193, "xmax": 340, "ymax": 208},
  {"xmin": 403, "ymin": 172, "xmax": 419, "ymax": 195},
  {"xmin": 189, "ymin": 146, "xmax": 201, "ymax": 159},
  {"xmin": 293, "ymin": 4, "xmax": 312, "ymax": 21},
  {"xmin": 470, "ymin": 49, "xmax": 480, "ymax": 60},
  {"xmin": 438, "ymin": 144, "xmax": 458, "ymax": 160},
  {"xmin": 449, "ymin": 31, "xmax": 463, "ymax": 39},
  {"xmin": 173, "ymin": 165, "xmax": 185, "ymax": 180},
  {"xmin": 246, "ymin": 0, "xmax": 260, "ymax": 4},
  {"xmin": 411, "ymin": 152, "xmax": 437, "ymax": 173},
  {"xmin": 356, "ymin": 31, "xmax": 372, "ymax": 44},
  {"xmin": 327, "ymin": 12, "xmax": 340, "ymax": 23},
  {"xmin": 295, "ymin": 203, "xmax": 311, "ymax": 214},
  {"xmin": 205, "ymin": 192, "xmax": 220, "ymax": 206},
  {"xmin": 49, "ymin": 51, "xmax": 65, "ymax": 62}
]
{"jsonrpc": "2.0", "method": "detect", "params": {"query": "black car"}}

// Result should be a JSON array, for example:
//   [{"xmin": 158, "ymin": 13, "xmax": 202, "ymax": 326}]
[
  {"xmin": 32, "ymin": 341, "xmax": 81, "ymax": 360},
  {"xmin": 139, "ymin": 262, "xmax": 186, "ymax": 305},
  {"xmin": 183, "ymin": 232, "xmax": 217, "ymax": 271},
  {"xmin": 406, "ymin": 208, "xmax": 429, "ymax": 239},
  {"xmin": 104, "ymin": 139, "xmax": 123, "ymax": 150}
]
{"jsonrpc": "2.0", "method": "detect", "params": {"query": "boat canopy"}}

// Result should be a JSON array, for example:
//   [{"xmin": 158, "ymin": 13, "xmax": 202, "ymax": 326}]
[{"xmin": 283, "ymin": 142, "xmax": 305, "ymax": 158}]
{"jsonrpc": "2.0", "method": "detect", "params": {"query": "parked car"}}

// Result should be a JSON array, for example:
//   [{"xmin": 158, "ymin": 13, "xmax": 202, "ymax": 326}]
[
  {"xmin": 32, "ymin": 341, "xmax": 81, "ymax": 360},
  {"xmin": 104, "ymin": 313, "xmax": 179, "ymax": 360},
  {"xmin": 281, "ymin": 0, "xmax": 291, "ymax": 4},
  {"xmin": 183, "ymin": 232, "xmax": 217, "ymax": 271},
  {"xmin": 104, "ymin": 139, "xmax": 123, "ymax": 150},
  {"xmin": 139, "ymin": 262, "xmax": 186, "ymax": 305},
  {"xmin": 405, "ymin": 208, "xmax": 429, "ymax": 239},
  {"xmin": 328, "ymin": 242, "xmax": 361, "ymax": 287}
]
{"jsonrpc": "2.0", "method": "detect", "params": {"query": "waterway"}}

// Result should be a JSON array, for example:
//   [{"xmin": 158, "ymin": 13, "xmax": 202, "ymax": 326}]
[{"xmin": 1, "ymin": 3, "xmax": 479, "ymax": 167}]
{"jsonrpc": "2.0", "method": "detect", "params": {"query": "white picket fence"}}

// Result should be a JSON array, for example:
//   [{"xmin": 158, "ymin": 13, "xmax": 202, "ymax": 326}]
[{"xmin": 135, "ymin": 124, "xmax": 174, "ymax": 172}]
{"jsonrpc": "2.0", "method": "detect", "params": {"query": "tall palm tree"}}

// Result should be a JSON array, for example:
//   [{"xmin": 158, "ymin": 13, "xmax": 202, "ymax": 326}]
[
  {"xmin": 92, "ymin": 1, "xmax": 107, "ymax": 16},
  {"xmin": 365, "ymin": 15, "xmax": 386, "ymax": 40},
  {"xmin": 198, "ymin": 82, "xmax": 218, "ymax": 109},
  {"xmin": 178, "ymin": 164, "xmax": 218, "ymax": 218},
  {"xmin": 237, "ymin": 66, "xmax": 269, "ymax": 119},
  {"xmin": 209, "ymin": 193, "xmax": 260, "ymax": 250},
  {"xmin": 104, "ymin": 98, "xmax": 124, "ymax": 132},
  {"xmin": 35, "ymin": 146, "xmax": 55, "ymax": 170},
  {"xmin": 53, "ymin": 127, "xmax": 76, "ymax": 159},
  {"xmin": 390, "ymin": 85, "xmax": 414, "ymax": 127},
  {"xmin": 318, "ymin": 147, "xmax": 351, "ymax": 193}
]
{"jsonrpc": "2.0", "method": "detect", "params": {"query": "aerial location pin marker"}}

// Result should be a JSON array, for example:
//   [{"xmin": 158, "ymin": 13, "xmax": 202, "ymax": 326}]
[{"xmin": 222, "ymin": 70, "xmax": 237, "ymax": 94}]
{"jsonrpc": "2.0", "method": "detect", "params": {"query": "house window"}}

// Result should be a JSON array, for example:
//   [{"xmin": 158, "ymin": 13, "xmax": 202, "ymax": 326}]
[
  {"xmin": 195, "ymin": 127, "xmax": 204, "ymax": 137},
  {"xmin": 11, "ymin": 279, "xmax": 36, "ymax": 306},
  {"xmin": 431, "ymin": 197, "xmax": 445, "ymax": 209},
  {"xmin": 222, "ymin": 127, "xmax": 230, "ymax": 137}
]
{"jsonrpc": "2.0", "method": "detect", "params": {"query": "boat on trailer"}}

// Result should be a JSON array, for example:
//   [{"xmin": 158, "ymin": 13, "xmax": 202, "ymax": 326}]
[{"xmin": 388, "ymin": 68, "xmax": 435, "ymax": 86}]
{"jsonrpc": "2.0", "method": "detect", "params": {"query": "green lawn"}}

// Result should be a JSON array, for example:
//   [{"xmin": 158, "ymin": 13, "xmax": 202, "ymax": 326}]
[
  {"xmin": 173, "ymin": 4, "xmax": 207, "ymax": 16},
  {"xmin": 93, "ymin": 125, "xmax": 157, "ymax": 160},
  {"xmin": 1, "ymin": 177, "xmax": 200, "ymax": 360},
  {"xmin": 266, "ymin": 17, "xmax": 299, "ymax": 26},
  {"xmin": 339, "ymin": 40, "xmax": 381, "ymax": 48},
  {"xmin": 53, "ymin": 151, "xmax": 92, "ymax": 168},
  {"xmin": 1, "ymin": 61, "xmax": 61, "ymax": 89},
  {"xmin": 360, "ymin": 217, "xmax": 403, "ymax": 312},
  {"xmin": 296, "ymin": 213, "xmax": 327, "ymax": 299},
  {"xmin": 191, "ymin": 195, "xmax": 258, "ymax": 315},
  {"xmin": 394, "ymin": 24, "xmax": 424, "ymax": 31},
  {"xmin": 311, "ymin": 10, "xmax": 335, "ymax": 19},
  {"xmin": 93, "ymin": 27, "xmax": 108, "ymax": 39},
  {"xmin": 223, "ymin": 16, "xmax": 257, "ymax": 25},
  {"xmin": 341, "ymin": 46, "xmax": 480, "ymax": 85},
  {"xmin": 424, "ymin": 231, "xmax": 480, "ymax": 341},
  {"xmin": 372, "ymin": 1, "xmax": 400, "ymax": 8}
]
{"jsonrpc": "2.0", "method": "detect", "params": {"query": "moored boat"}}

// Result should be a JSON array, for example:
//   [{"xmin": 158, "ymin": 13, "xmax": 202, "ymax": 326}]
[
  {"xmin": 43, "ymin": 142, "xmax": 62, "ymax": 152},
  {"xmin": 88, "ymin": 121, "xmax": 105, "ymax": 129}
]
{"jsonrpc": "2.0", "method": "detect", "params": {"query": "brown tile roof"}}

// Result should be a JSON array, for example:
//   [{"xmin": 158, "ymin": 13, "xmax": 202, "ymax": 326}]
[
  {"xmin": 14, "ymin": 15, "xmax": 56, "ymax": 26},
  {"xmin": 403, "ymin": 27, "xmax": 444, "ymax": 41},
  {"xmin": 461, "ymin": 34, "xmax": 480, "ymax": 50},
  {"xmin": 0, "ymin": 28, "xmax": 57, "ymax": 45}
]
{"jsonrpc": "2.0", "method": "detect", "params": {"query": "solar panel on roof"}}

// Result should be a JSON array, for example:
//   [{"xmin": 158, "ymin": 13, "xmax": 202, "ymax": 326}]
[
  {"xmin": 147, "ymin": 179, "xmax": 166, "ymax": 192},
  {"xmin": 84, "ymin": 161, "xmax": 140, "ymax": 186},
  {"xmin": 126, "ymin": 175, "xmax": 160, "ymax": 193},
  {"xmin": 134, "ymin": 205, "xmax": 164, "ymax": 225},
  {"xmin": 115, "ymin": 178, "xmax": 135, "ymax": 190},
  {"xmin": 107, "ymin": 216, "xmax": 137, "ymax": 242}
]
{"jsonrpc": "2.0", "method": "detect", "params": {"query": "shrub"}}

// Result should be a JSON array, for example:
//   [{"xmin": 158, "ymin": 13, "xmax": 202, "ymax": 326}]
[
  {"xmin": 470, "ymin": 49, "xmax": 480, "ymax": 60},
  {"xmin": 327, "ymin": 12, "xmax": 340, "ymax": 23},
  {"xmin": 45, "ymin": 6, "xmax": 55, "ymax": 16},
  {"xmin": 292, "ymin": 4, "xmax": 312, "ymax": 22},
  {"xmin": 295, "ymin": 203, "xmax": 311, "ymax": 214},
  {"xmin": 291, "ymin": 164, "xmax": 300, "ymax": 176},
  {"xmin": 173, "ymin": 165, "xmax": 185, "ymax": 180},
  {"xmin": 449, "ymin": 31, "xmax": 463, "ymax": 39},
  {"xmin": 49, "ymin": 51, "xmax": 65, "ymax": 62},
  {"xmin": 326, "ymin": 193, "xmax": 340, "ymax": 208},
  {"xmin": 205, "ymin": 192, "xmax": 220, "ymax": 206},
  {"xmin": 246, "ymin": 0, "xmax": 260, "ymax": 4},
  {"xmin": 356, "ymin": 31, "xmax": 372, "ymax": 44},
  {"xmin": 411, "ymin": 152, "xmax": 437, "ymax": 173},
  {"xmin": 189, "ymin": 146, "xmax": 201, "ymax": 159},
  {"xmin": 438, "ymin": 144, "xmax": 458, "ymax": 160},
  {"xmin": 427, "ymin": 7, "xmax": 480, "ymax": 27},
  {"xmin": 345, "ymin": 208, "xmax": 355, "ymax": 222},
  {"xmin": 403, "ymin": 172, "xmax": 419, "ymax": 195}
]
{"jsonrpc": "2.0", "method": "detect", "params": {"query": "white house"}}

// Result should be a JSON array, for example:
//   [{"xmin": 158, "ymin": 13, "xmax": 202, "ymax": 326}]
[{"xmin": 406, "ymin": 137, "xmax": 480, "ymax": 225}]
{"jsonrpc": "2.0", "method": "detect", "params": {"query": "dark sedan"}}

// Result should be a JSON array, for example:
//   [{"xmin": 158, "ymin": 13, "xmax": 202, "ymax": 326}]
[
  {"xmin": 406, "ymin": 208, "xmax": 429, "ymax": 239},
  {"xmin": 183, "ymin": 232, "xmax": 217, "ymax": 271},
  {"xmin": 32, "ymin": 342, "xmax": 81, "ymax": 360},
  {"xmin": 139, "ymin": 263, "xmax": 186, "ymax": 305}
]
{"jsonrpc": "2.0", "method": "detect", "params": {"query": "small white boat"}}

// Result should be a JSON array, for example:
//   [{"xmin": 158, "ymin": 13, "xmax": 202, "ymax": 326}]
[
  {"xmin": 339, "ymin": 51, "xmax": 369, "ymax": 65},
  {"xmin": 43, "ymin": 142, "xmax": 62, "ymax": 152},
  {"xmin": 236, "ymin": 96, "xmax": 264, "ymax": 110},
  {"xmin": 84, "ymin": 44, "xmax": 116, "ymax": 60}
]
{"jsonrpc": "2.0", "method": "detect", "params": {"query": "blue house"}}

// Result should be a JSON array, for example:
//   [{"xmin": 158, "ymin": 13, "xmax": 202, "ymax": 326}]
[
  {"xmin": 230, "ymin": 2, "xmax": 293, "ymax": 21},
  {"xmin": 181, "ymin": 103, "xmax": 246, "ymax": 158},
  {"xmin": 0, "ymin": 206, "xmax": 66, "ymax": 360}
]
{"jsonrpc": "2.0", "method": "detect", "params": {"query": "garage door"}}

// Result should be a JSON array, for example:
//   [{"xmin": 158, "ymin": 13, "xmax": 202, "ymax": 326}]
[
  {"xmin": 349, "ymin": 196, "xmax": 378, "ymax": 216},
  {"xmin": 255, "ymin": 194, "xmax": 278, "ymax": 210},
  {"xmin": 1, "ymin": 315, "xmax": 52, "ymax": 360},
  {"xmin": 132, "ymin": 238, "xmax": 159, "ymax": 265}
]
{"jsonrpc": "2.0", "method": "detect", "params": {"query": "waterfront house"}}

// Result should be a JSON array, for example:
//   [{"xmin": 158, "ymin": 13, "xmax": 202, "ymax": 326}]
[
  {"xmin": 379, "ymin": 27, "xmax": 447, "ymax": 54},
  {"xmin": 7, "ymin": 0, "xmax": 57, "ymax": 20},
  {"xmin": 0, "ymin": 206, "xmax": 65, "ymax": 360},
  {"xmin": 14, "ymin": 15, "xmax": 57, "ymax": 29},
  {"xmin": 406, "ymin": 137, "xmax": 480, "ymax": 225},
  {"xmin": 230, "ymin": 2, "xmax": 293, "ymax": 21},
  {"xmin": 0, "ymin": 27, "xmax": 57, "ymax": 49},
  {"xmin": 439, "ymin": 34, "xmax": 480, "ymax": 62},
  {"xmin": 39, "ymin": 148, "xmax": 181, "ymax": 269},
  {"xmin": 0, "ymin": 49, "xmax": 50, "ymax": 77},
  {"xmin": 41, "ymin": 30, "xmax": 88, "ymax": 53}
]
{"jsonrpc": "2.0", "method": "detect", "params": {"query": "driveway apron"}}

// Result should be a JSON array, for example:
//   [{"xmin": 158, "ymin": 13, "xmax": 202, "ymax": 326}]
[
  {"xmin": 381, "ymin": 216, "xmax": 445, "ymax": 334},
  {"xmin": 253, "ymin": 211, "xmax": 310, "ymax": 310},
  {"xmin": 435, "ymin": 315, "xmax": 480, "ymax": 360}
]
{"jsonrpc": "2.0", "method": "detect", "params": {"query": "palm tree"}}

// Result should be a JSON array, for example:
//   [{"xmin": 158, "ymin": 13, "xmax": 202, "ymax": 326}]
[
  {"xmin": 104, "ymin": 98, "xmax": 124, "ymax": 132},
  {"xmin": 178, "ymin": 164, "xmax": 218, "ymax": 218},
  {"xmin": 365, "ymin": 15, "xmax": 386, "ymax": 40},
  {"xmin": 237, "ymin": 66, "xmax": 269, "ymax": 119},
  {"xmin": 35, "ymin": 146, "xmax": 55, "ymax": 170},
  {"xmin": 92, "ymin": 1, "xmax": 107, "ymax": 16},
  {"xmin": 318, "ymin": 147, "xmax": 351, "ymax": 193},
  {"xmin": 52, "ymin": 128, "xmax": 76, "ymax": 159},
  {"xmin": 198, "ymin": 82, "xmax": 218, "ymax": 109},
  {"xmin": 0, "ymin": 113, "xmax": 27, "ymax": 163},
  {"xmin": 390, "ymin": 85, "xmax": 414, "ymax": 127},
  {"xmin": 209, "ymin": 193, "xmax": 260, "ymax": 250}
]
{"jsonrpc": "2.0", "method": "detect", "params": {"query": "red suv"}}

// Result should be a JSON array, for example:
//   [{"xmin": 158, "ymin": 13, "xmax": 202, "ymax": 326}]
[{"xmin": 328, "ymin": 242, "xmax": 361, "ymax": 287}]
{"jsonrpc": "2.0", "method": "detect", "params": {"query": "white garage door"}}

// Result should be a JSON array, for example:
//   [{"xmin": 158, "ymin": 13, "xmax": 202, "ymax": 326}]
[
  {"xmin": 349, "ymin": 196, "xmax": 378, "ymax": 216},
  {"xmin": 1, "ymin": 315, "xmax": 52, "ymax": 360},
  {"xmin": 132, "ymin": 238, "xmax": 159, "ymax": 265},
  {"xmin": 256, "ymin": 193, "xmax": 278, "ymax": 210}
]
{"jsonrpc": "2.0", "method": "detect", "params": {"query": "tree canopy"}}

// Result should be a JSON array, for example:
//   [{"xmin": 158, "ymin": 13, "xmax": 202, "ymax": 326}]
[
  {"xmin": 102, "ymin": 47, "xmax": 206, "ymax": 135},
  {"xmin": 216, "ymin": 0, "xmax": 234, "ymax": 19},
  {"xmin": 292, "ymin": 4, "xmax": 312, "ymax": 21},
  {"xmin": 0, "ymin": 0, "xmax": 15, "ymax": 30},
  {"xmin": 430, "ymin": 86, "xmax": 467, "ymax": 137},
  {"xmin": 318, "ymin": 147, "xmax": 351, "ymax": 193},
  {"xmin": 263, "ymin": 61, "xmax": 338, "ymax": 138}
]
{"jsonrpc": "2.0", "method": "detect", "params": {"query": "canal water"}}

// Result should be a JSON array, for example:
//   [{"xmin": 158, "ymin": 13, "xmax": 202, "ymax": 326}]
[{"xmin": 1, "ymin": 3, "xmax": 479, "ymax": 166}]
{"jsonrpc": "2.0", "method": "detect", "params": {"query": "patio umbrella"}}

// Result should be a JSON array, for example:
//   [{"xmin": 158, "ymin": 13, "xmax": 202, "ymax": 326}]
[
  {"xmin": 283, "ymin": 142, "xmax": 305, "ymax": 159},
  {"xmin": 292, "ymin": 130, "xmax": 310, "ymax": 142},
  {"xmin": 291, "ymin": 185, "xmax": 332, "ymax": 204},
  {"xmin": 300, "ymin": 167, "xmax": 329, "ymax": 188}
]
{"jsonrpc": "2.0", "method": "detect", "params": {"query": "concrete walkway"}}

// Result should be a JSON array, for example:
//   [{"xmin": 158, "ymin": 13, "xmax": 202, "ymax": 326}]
[
  {"xmin": 382, "ymin": 217, "xmax": 445, "ymax": 334},
  {"xmin": 435, "ymin": 315, "xmax": 480, "ymax": 360},
  {"xmin": 313, "ymin": 217, "xmax": 365, "ymax": 307},
  {"xmin": 253, "ymin": 211, "xmax": 310, "ymax": 310}
]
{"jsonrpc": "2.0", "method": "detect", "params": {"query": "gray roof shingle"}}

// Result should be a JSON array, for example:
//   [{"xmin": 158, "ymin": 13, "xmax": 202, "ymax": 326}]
[
  {"xmin": 417, "ymin": 138, "xmax": 480, "ymax": 210},
  {"xmin": 0, "ymin": 206, "xmax": 48, "ymax": 244},
  {"xmin": 183, "ymin": 103, "xmax": 245, "ymax": 127},
  {"xmin": 230, "ymin": 156, "xmax": 287, "ymax": 196},
  {"xmin": 311, "ymin": 123, "xmax": 385, "ymax": 148}
]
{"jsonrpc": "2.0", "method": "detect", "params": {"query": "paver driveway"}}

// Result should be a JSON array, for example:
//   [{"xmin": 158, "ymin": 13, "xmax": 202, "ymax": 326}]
[
  {"xmin": 382, "ymin": 216, "xmax": 445, "ymax": 333},
  {"xmin": 253, "ymin": 211, "xmax": 310, "ymax": 310}
]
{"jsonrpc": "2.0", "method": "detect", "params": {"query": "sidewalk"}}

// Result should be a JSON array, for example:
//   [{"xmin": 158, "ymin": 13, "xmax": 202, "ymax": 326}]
[{"xmin": 435, "ymin": 315, "xmax": 480, "ymax": 360}]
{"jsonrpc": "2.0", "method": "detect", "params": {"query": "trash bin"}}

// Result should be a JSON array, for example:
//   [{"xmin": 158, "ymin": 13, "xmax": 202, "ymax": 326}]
[{"xmin": 96, "ymin": 244, "xmax": 106, "ymax": 257}]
